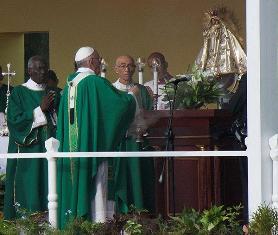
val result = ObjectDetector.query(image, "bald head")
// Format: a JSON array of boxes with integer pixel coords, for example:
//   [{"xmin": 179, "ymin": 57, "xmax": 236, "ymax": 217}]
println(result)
[
  {"xmin": 115, "ymin": 55, "xmax": 135, "ymax": 66},
  {"xmin": 27, "ymin": 56, "xmax": 48, "ymax": 84},
  {"xmin": 147, "ymin": 52, "xmax": 166, "ymax": 65},
  {"xmin": 114, "ymin": 55, "xmax": 136, "ymax": 85}
]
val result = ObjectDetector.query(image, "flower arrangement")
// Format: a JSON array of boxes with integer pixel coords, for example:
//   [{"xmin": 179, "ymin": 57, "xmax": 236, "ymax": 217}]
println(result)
[{"xmin": 162, "ymin": 66, "xmax": 223, "ymax": 109}]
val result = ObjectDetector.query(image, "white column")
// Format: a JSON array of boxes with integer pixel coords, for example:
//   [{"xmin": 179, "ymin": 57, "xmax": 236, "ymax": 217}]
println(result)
[
  {"xmin": 247, "ymin": 0, "xmax": 278, "ymax": 217},
  {"xmin": 45, "ymin": 137, "xmax": 60, "ymax": 228},
  {"xmin": 269, "ymin": 134, "xmax": 278, "ymax": 209}
]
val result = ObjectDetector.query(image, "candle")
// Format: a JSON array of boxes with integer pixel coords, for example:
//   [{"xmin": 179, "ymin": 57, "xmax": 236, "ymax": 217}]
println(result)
[
  {"xmin": 100, "ymin": 71, "xmax": 106, "ymax": 78},
  {"xmin": 153, "ymin": 68, "xmax": 158, "ymax": 95},
  {"xmin": 136, "ymin": 57, "xmax": 145, "ymax": 85},
  {"xmin": 100, "ymin": 58, "xmax": 107, "ymax": 78},
  {"xmin": 138, "ymin": 71, "xmax": 143, "ymax": 85}
]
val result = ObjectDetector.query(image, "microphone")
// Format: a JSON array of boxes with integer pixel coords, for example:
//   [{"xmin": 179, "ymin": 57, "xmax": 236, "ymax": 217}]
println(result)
[{"xmin": 167, "ymin": 75, "xmax": 191, "ymax": 85}]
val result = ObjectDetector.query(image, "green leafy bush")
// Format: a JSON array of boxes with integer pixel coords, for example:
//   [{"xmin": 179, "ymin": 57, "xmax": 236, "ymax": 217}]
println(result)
[
  {"xmin": 248, "ymin": 203, "xmax": 278, "ymax": 235},
  {"xmin": 0, "ymin": 204, "xmax": 243, "ymax": 234}
]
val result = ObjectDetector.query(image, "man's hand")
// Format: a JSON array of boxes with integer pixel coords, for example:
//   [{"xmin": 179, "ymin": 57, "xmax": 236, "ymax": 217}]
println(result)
[
  {"xmin": 40, "ymin": 92, "xmax": 55, "ymax": 112},
  {"xmin": 129, "ymin": 85, "xmax": 140, "ymax": 96}
]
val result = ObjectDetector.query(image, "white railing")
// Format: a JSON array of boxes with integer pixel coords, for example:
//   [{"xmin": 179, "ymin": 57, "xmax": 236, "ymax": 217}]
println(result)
[
  {"xmin": 0, "ymin": 137, "xmax": 247, "ymax": 228},
  {"xmin": 269, "ymin": 134, "xmax": 278, "ymax": 209}
]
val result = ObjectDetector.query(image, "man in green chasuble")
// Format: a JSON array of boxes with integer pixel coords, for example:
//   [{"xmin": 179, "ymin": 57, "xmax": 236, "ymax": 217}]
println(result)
[
  {"xmin": 113, "ymin": 55, "xmax": 155, "ymax": 213},
  {"xmin": 4, "ymin": 56, "xmax": 58, "ymax": 218},
  {"xmin": 56, "ymin": 47, "xmax": 138, "ymax": 228}
]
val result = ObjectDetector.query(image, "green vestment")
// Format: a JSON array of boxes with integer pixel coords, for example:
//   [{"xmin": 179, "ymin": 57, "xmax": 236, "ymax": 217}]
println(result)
[
  {"xmin": 115, "ymin": 83, "xmax": 155, "ymax": 213},
  {"xmin": 4, "ymin": 85, "xmax": 57, "ymax": 219},
  {"xmin": 56, "ymin": 73, "xmax": 136, "ymax": 228}
]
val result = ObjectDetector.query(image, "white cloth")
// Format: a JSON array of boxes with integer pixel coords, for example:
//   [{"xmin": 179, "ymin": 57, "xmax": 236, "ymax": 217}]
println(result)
[
  {"xmin": 75, "ymin": 47, "xmax": 94, "ymax": 62},
  {"xmin": 22, "ymin": 78, "xmax": 48, "ymax": 129},
  {"xmin": 0, "ymin": 136, "xmax": 9, "ymax": 173},
  {"xmin": 0, "ymin": 112, "xmax": 5, "ymax": 128},
  {"xmin": 91, "ymin": 161, "xmax": 115, "ymax": 222},
  {"xmin": 144, "ymin": 80, "xmax": 169, "ymax": 110},
  {"xmin": 22, "ymin": 78, "xmax": 46, "ymax": 91},
  {"xmin": 32, "ymin": 106, "xmax": 47, "ymax": 129},
  {"xmin": 113, "ymin": 79, "xmax": 141, "ymax": 112},
  {"xmin": 76, "ymin": 67, "xmax": 95, "ymax": 74}
]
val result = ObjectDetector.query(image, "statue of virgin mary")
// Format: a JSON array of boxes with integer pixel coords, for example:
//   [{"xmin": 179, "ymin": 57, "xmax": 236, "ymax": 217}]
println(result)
[{"xmin": 195, "ymin": 7, "xmax": 247, "ymax": 99}]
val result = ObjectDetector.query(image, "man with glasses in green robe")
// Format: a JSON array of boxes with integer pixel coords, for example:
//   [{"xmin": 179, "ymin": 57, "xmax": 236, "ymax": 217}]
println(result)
[
  {"xmin": 113, "ymin": 55, "xmax": 155, "ymax": 213},
  {"xmin": 4, "ymin": 56, "xmax": 58, "ymax": 218},
  {"xmin": 57, "ymin": 47, "xmax": 139, "ymax": 228}
]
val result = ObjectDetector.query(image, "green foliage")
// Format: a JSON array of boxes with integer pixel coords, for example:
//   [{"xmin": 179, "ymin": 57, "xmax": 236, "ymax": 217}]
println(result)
[
  {"xmin": 162, "ymin": 67, "xmax": 222, "ymax": 109},
  {"xmin": 0, "ymin": 204, "xmax": 243, "ymax": 234},
  {"xmin": 249, "ymin": 203, "xmax": 278, "ymax": 235},
  {"xmin": 0, "ymin": 173, "xmax": 6, "ymax": 183},
  {"xmin": 168, "ymin": 205, "xmax": 242, "ymax": 235},
  {"xmin": 0, "ymin": 219, "xmax": 19, "ymax": 235},
  {"xmin": 124, "ymin": 219, "xmax": 143, "ymax": 235},
  {"xmin": 168, "ymin": 208, "xmax": 200, "ymax": 234}
]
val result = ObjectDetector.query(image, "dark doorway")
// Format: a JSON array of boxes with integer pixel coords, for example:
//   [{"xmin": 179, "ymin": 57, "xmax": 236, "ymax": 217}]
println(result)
[{"xmin": 24, "ymin": 32, "xmax": 49, "ymax": 81}]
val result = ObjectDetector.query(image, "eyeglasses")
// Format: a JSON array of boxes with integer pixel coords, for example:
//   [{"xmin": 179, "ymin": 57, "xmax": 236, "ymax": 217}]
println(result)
[{"xmin": 116, "ymin": 64, "xmax": 136, "ymax": 69}]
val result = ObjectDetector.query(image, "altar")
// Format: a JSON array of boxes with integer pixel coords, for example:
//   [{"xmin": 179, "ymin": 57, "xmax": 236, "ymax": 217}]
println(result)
[{"xmin": 144, "ymin": 109, "xmax": 246, "ymax": 217}]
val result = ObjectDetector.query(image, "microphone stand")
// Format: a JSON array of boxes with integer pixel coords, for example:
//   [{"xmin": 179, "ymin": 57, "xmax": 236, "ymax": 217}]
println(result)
[{"xmin": 165, "ymin": 82, "xmax": 178, "ymax": 216}]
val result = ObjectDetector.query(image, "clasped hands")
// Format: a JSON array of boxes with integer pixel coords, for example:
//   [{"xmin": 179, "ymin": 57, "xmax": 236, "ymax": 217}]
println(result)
[{"xmin": 40, "ymin": 92, "xmax": 55, "ymax": 113}]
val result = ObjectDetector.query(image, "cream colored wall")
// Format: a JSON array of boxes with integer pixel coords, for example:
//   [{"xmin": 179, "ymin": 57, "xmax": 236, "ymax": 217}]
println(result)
[
  {"xmin": 0, "ymin": 0, "xmax": 245, "ymax": 87},
  {"xmin": 0, "ymin": 33, "xmax": 24, "ymax": 86}
]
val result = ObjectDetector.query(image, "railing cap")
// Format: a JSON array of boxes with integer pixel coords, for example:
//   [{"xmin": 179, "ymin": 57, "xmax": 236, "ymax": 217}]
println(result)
[{"xmin": 45, "ymin": 137, "xmax": 60, "ymax": 153}]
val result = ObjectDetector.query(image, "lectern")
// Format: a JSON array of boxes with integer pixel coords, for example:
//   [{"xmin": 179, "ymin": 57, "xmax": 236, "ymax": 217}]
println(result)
[{"xmin": 144, "ymin": 110, "xmax": 245, "ymax": 216}]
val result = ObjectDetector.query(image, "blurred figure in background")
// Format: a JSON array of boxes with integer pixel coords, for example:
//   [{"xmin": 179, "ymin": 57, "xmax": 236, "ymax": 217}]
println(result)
[{"xmin": 144, "ymin": 52, "xmax": 173, "ymax": 110}]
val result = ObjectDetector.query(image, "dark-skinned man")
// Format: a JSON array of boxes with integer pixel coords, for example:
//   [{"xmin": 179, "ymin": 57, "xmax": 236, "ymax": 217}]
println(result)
[
  {"xmin": 4, "ymin": 56, "xmax": 59, "ymax": 219},
  {"xmin": 144, "ymin": 52, "xmax": 173, "ymax": 110},
  {"xmin": 113, "ymin": 55, "xmax": 155, "ymax": 213}
]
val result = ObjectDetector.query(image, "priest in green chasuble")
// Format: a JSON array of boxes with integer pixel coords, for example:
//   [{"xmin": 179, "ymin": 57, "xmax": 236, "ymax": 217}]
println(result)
[
  {"xmin": 56, "ymin": 47, "xmax": 138, "ymax": 228},
  {"xmin": 113, "ymin": 55, "xmax": 155, "ymax": 213},
  {"xmin": 4, "ymin": 56, "xmax": 58, "ymax": 218}
]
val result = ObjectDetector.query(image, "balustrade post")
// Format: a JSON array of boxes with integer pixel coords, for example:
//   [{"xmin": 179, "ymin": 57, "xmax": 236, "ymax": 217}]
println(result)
[
  {"xmin": 269, "ymin": 134, "xmax": 278, "ymax": 209},
  {"xmin": 45, "ymin": 137, "xmax": 60, "ymax": 228}
]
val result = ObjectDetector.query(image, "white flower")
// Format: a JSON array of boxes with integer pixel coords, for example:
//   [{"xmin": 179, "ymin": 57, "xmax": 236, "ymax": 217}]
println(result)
[{"xmin": 65, "ymin": 209, "xmax": 72, "ymax": 216}]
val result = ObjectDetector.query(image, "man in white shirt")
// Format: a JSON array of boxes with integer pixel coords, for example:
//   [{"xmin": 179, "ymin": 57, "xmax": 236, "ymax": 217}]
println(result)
[{"xmin": 144, "ymin": 52, "xmax": 173, "ymax": 110}]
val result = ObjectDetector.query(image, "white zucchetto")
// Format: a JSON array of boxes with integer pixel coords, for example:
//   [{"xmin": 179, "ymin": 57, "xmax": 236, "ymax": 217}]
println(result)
[{"xmin": 74, "ymin": 47, "xmax": 95, "ymax": 62}]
